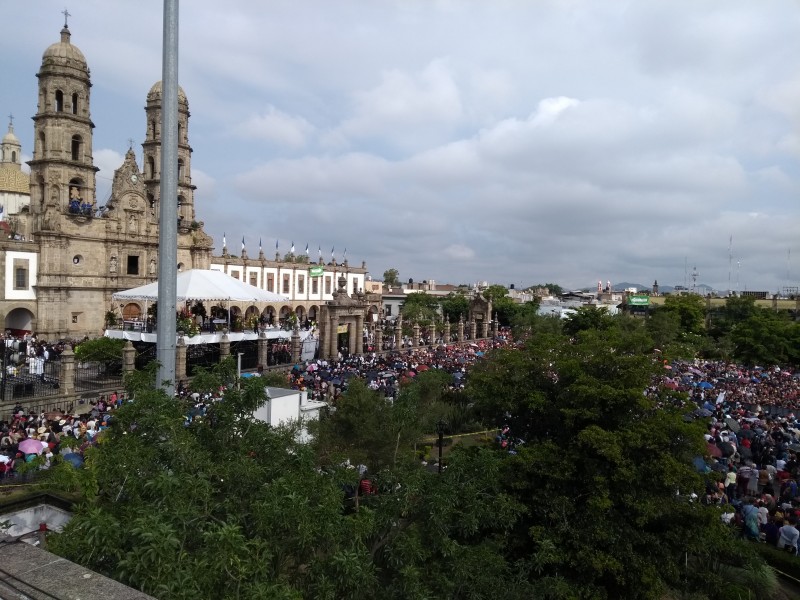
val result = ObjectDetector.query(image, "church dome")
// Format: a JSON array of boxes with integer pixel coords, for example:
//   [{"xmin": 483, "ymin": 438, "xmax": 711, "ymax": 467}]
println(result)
[
  {"xmin": 41, "ymin": 27, "xmax": 88, "ymax": 73},
  {"xmin": 2, "ymin": 128, "xmax": 19, "ymax": 146},
  {"xmin": 147, "ymin": 81, "xmax": 188, "ymax": 107},
  {"xmin": 0, "ymin": 165, "xmax": 30, "ymax": 195}
]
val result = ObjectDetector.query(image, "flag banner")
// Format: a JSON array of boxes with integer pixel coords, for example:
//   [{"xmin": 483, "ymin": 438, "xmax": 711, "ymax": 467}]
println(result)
[{"xmin": 309, "ymin": 266, "xmax": 324, "ymax": 277}]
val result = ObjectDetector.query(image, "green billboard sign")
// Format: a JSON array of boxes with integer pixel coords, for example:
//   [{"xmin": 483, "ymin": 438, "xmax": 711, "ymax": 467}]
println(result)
[
  {"xmin": 628, "ymin": 295, "xmax": 650, "ymax": 306},
  {"xmin": 309, "ymin": 266, "xmax": 324, "ymax": 278}
]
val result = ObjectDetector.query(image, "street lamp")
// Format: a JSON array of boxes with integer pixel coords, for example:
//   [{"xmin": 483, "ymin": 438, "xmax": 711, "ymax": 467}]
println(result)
[{"xmin": 435, "ymin": 418, "xmax": 448, "ymax": 473}]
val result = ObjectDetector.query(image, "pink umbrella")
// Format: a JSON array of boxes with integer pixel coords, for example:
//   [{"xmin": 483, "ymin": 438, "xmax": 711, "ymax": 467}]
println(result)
[{"xmin": 18, "ymin": 438, "xmax": 44, "ymax": 455}]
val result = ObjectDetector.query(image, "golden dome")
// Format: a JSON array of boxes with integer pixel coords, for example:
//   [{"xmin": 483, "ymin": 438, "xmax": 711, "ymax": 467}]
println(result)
[
  {"xmin": 147, "ymin": 81, "xmax": 188, "ymax": 107},
  {"xmin": 0, "ymin": 165, "xmax": 30, "ymax": 195},
  {"xmin": 41, "ymin": 27, "xmax": 88, "ymax": 73}
]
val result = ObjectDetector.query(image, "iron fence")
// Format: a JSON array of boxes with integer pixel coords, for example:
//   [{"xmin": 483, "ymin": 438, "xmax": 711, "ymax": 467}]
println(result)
[
  {"xmin": 230, "ymin": 339, "xmax": 259, "ymax": 371},
  {"xmin": 0, "ymin": 359, "xmax": 61, "ymax": 403},
  {"xmin": 74, "ymin": 360, "xmax": 123, "ymax": 393},
  {"xmin": 133, "ymin": 342, "xmax": 157, "ymax": 371},
  {"xmin": 186, "ymin": 343, "xmax": 220, "ymax": 376}
]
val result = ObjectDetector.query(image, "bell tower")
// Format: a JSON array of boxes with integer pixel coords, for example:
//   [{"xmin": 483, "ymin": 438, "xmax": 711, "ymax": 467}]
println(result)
[
  {"xmin": 142, "ymin": 81, "xmax": 196, "ymax": 225},
  {"xmin": 27, "ymin": 20, "xmax": 97, "ymax": 222}
]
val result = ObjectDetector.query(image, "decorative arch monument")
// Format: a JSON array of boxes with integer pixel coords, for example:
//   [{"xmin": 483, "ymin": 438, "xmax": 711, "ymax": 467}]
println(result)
[{"xmin": 318, "ymin": 274, "xmax": 370, "ymax": 359}]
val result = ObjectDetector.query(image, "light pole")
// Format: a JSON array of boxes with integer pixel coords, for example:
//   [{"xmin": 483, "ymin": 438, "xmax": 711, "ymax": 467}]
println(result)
[{"xmin": 436, "ymin": 418, "xmax": 447, "ymax": 474}]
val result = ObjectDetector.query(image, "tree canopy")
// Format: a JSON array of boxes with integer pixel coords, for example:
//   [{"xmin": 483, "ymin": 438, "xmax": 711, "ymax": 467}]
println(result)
[
  {"xmin": 47, "ymin": 332, "xmax": 777, "ymax": 599},
  {"xmin": 382, "ymin": 268, "xmax": 400, "ymax": 287}
]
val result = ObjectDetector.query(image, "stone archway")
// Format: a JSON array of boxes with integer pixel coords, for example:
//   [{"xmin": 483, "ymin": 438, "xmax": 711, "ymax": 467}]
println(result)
[
  {"xmin": 261, "ymin": 306, "xmax": 276, "ymax": 326},
  {"xmin": 122, "ymin": 303, "xmax": 142, "ymax": 320},
  {"xmin": 5, "ymin": 307, "xmax": 34, "ymax": 334},
  {"xmin": 318, "ymin": 275, "xmax": 370, "ymax": 359}
]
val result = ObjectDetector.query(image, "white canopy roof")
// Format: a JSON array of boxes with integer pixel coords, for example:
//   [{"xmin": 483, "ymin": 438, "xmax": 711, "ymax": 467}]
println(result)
[{"xmin": 112, "ymin": 269, "xmax": 290, "ymax": 303}]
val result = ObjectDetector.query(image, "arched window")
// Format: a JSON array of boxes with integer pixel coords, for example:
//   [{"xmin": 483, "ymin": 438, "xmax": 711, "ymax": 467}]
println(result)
[
  {"xmin": 147, "ymin": 156, "xmax": 155, "ymax": 179},
  {"xmin": 38, "ymin": 131, "xmax": 45, "ymax": 158},
  {"xmin": 71, "ymin": 93, "xmax": 78, "ymax": 115},
  {"xmin": 150, "ymin": 120, "xmax": 156, "ymax": 139},
  {"xmin": 177, "ymin": 159, "xmax": 184, "ymax": 182},
  {"xmin": 11, "ymin": 151, "xmax": 16, "ymax": 163},
  {"xmin": 178, "ymin": 123, "xmax": 183, "ymax": 143},
  {"xmin": 71, "ymin": 135, "xmax": 82, "ymax": 161},
  {"xmin": 55, "ymin": 90, "xmax": 64, "ymax": 112}
]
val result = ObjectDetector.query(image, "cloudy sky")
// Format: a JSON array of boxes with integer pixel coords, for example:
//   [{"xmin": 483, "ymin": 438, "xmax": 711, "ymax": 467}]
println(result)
[{"xmin": 2, "ymin": 1, "xmax": 800, "ymax": 292}]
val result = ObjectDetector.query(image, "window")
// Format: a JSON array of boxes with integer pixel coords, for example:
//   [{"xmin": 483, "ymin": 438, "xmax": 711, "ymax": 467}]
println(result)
[
  {"xmin": 71, "ymin": 93, "xmax": 78, "ymax": 115},
  {"xmin": 127, "ymin": 255, "xmax": 139, "ymax": 275},
  {"xmin": 297, "ymin": 275, "xmax": 305, "ymax": 295},
  {"xmin": 249, "ymin": 273, "xmax": 258, "ymax": 287},
  {"xmin": 312, "ymin": 277, "xmax": 318, "ymax": 295},
  {"xmin": 71, "ymin": 135, "xmax": 82, "ymax": 161},
  {"xmin": 230, "ymin": 271, "xmax": 240, "ymax": 280},
  {"xmin": 266, "ymin": 273, "xmax": 274, "ymax": 292},
  {"xmin": 150, "ymin": 120, "xmax": 156, "ymax": 139},
  {"xmin": 352, "ymin": 278, "xmax": 358, "ymax": 294},
  {"xmin": 282, "ymin": 274, "xmax": 290, "ymax": 295},
  {"xmin": 385, "ymin": 305, "xmax": 392, "ymax": 316},
  {"xmin": 178, "ymin": 159, "xmax": 184, "ymax": 182},
  {"xmin": 13, "ymin": 262, "xmax": 28, "ymax": 290},
  {"xmin": 324, "ymin": 276, "xmax": 331, "ymax": 295},
  {"xmin": 11, "ymin": 151, "xmax": 16, "ymax": 163},
  {"xmin": 38, "ymin": 131, "xmax": 45, "ymax": 158},
  {"xmin": 55, "ymin": 90, "xmax": 64, "ymax": 112},
  {"xmin": 147, "ymin": 156, "xmax": 155, "ymax": 179}
]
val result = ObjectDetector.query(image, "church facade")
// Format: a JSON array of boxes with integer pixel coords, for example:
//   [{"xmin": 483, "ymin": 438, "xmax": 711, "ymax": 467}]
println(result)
[{"xmin": 0, "ymin": 23, "xmax": 369, "ymax": 341}]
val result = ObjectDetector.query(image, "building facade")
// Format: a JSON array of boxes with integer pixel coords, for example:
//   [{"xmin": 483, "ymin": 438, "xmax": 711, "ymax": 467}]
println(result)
[{"xmin": 1, "ymin": 23, "xmax": 371, "ymax": 340}]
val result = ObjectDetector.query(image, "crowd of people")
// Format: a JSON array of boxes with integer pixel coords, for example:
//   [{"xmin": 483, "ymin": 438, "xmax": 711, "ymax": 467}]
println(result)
[
  {"xmin": 5, "ymin": 326, "xmax": 800, "ymax": 559},
  {"xmin": 655, "ymin": 360, "xmax": 800, "ymax": 553},
  {"xmin": 0, "ymin": 392, "xmax": 123, "ymax": 477}
]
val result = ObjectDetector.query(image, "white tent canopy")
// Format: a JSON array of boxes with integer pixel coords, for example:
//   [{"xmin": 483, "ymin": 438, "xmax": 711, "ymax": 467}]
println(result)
[{"xmin": 112, "ymin": 269, "xmax": 290, "ymax": 303}]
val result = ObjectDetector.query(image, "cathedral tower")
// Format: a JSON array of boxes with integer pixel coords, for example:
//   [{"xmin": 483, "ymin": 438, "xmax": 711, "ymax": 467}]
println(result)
[
  {"xmin": 27, "ymin": 23, "xmax": 97, "ymax": 220},
  {"xmin": 142, "ymin": 81, "xmax": 196, "ymax": 225}
]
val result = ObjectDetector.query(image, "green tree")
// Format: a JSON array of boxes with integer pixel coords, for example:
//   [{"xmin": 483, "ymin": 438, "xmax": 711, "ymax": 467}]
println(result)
[
  {"xmin": 73, "ymin": 337, "xmax": 125, "ymax": 363},
  {"xmin": 730, "ymin": 310, "xmax": 800, "ymax": 367},
  {"xmin": 383, "ymin": 268, "xmax": 400, "ymax": 287},
  {"xmin": 400, "ymin": 292, "xmax": 440, "ymax": 325},
  {"xmin": 660, "ymin": 293, "xmax": 707, "ymax": 335},
  {"xmin": 439, "ymin": 292, "xmax": 469, "ymax": 323},
  {"xmin": 466, "ymin": 328, "xmax": 774, "ymax": 599},
  {"xmin": 562, "ymin": 305, "xmax": 614, "ymax": 336}
]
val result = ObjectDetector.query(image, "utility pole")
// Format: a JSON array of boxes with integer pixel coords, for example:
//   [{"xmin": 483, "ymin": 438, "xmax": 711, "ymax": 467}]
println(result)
[{"xmin": 156, "ymin": 0, "xmax": 179, "ymax": 395}]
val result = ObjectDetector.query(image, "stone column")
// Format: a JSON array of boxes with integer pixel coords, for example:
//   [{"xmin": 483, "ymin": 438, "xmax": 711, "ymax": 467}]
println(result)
[
  {"xmin": 330, "ymin": 314, "xmax": 340, "ymax": 358},
  {"xmin": 480, "ymin": 319, "xmax": 488, "ymax": 339},
  {"xmin": 443, "ymin": 320, "xmax": 451, "ymax": 343},
  {"xmin": 347, "ymin": 319, "xmax": 356, "ymax": 356},
  {"xmin": 291, "ymin": 325, "xmax": 301, "ymax": 363},
  {"xmin": 355, "ymin": 314, "xmax": 364, "ymax": 355},
  {"xmin": 220, "ymin": 332, "xmax": 230, "ymax": 362},
  {"xmin": 258, "ymin": 331, "xmax": 269, "ymax": 366},
  {"xmin": 59, "ymin": 348, "xmax": 75, "ymax": 399},
  {"xmin": 457, "ymin": 316, "xmax": 465, "ymax": 344},
  {"xmin": 175, "ymin": 335, "xmax": 187, "ymax": 382},
  {"xmin": 470, "ymin": 319, "xmax": 477, "ymax": 340},
  {"xmin": 395, "ymin": 316, "xmax": 403, "ymax": 349},
  {"xmin": 493, "ymin": 313, "xmax": 500, "ymax": 337},
  {"xmin": 122, "ymin": 340, "xmax": 136, "ymax": 374},
  {"xmin": 412, "ymin": 322, "xmax": 420, "ymax": 348}
]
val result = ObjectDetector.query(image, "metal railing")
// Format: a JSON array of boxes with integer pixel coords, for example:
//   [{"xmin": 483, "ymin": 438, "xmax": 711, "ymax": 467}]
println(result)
[{"xmin": 74, "ymin": 360, "xmax": 123, "ymax": 393}]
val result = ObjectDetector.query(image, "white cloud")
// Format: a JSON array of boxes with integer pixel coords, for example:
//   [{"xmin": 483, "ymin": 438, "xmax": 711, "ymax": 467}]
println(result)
[{"xmin": 235, "ymin": 106, "xmax": 314, "ymax": 148}]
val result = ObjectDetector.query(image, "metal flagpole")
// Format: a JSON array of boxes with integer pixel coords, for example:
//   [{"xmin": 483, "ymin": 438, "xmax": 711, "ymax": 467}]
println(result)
[{"xmin": 156, "ymin": 0, "xmax": 179, "ymax": 395}]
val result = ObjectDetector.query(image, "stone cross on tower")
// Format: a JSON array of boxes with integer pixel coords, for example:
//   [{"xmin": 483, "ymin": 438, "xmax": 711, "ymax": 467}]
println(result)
[
  {"xmin": 127, "ymin": 138, "xmax": 135, "ymax": 150},
  {"xmin": 7, "ymin": 114, "xmax": 12, "ymax": 127},
  {"xmin": 62, "ymin": 7, "xmax": 71, "ymax": 27}
]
